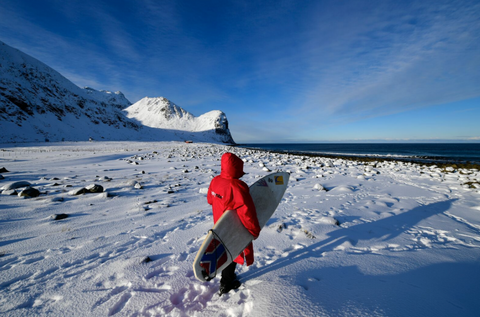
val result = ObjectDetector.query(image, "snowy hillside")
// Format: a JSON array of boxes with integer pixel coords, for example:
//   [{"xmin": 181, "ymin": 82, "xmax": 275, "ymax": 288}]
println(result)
[
  {"xmin": 0, "ymin": 41, "xmax": 143, "ymax": 143},
  {"xmin": 0, "ymin": 142, "xmax": 479, "ymax": 316},
  {"xmin": 125, "ymin": 97, "xmax": 235, "ymax": 144},
  {"xmin": 83, "ymin": 87, "xmax": 132, "ymax": 110},
  {"xmin": 0, "ymin": 41, "xmax": 235, "ymax": 144}
]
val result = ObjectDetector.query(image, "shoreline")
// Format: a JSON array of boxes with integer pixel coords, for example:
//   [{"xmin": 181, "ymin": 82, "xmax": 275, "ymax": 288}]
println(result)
[
  {"xmin": 2, "ymin": 140, "xmax": 479, "ymax": 170},
  {"xmin": 235, "ymin": 145, "xmax": 480, "ymax": 170}
]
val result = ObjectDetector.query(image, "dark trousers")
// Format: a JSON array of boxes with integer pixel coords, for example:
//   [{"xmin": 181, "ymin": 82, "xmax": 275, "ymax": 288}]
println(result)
[{"xmin": 220, "ymin": 262, "xmax": 237, "ymax": 285}]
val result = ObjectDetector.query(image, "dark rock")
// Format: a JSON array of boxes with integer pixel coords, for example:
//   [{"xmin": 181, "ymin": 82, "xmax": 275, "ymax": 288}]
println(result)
[
  {"xmin": 70, "ymin": 187, "xmax": 87, "ymax": 195},
  {"xmin": 0, "ymin": 167, "xmax": 9, "ymax": 173},
  {"xmin": 52, "ymin": 213, "xmax": 68, "ymax": 220},
  {"xmin": 142, "ymin": 256, "xmax": 152, "ymax": 263},
  {"xmin": 18, "ymin": 187, "xmax": 40, "ymax": 198},
  {"xmin": 86, "ymin": 184, "xmax": 103, "ymax": 193}
]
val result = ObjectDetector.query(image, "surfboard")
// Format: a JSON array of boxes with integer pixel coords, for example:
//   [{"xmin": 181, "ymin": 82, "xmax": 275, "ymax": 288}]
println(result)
[{"xmin": 193, "ymin": 172, "xmax": 290, "ymax": 282}]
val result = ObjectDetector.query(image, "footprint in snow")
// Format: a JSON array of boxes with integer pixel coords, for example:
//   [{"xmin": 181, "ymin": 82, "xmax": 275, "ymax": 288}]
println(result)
[
  {"xmin": 161, "ymin": 283, "xmax": 218, "ymax": 316},
  {"xmin": 177, "ymin": 252, "xmax": 188, "ymax": 262},
  {"xmin": 145, "ymin": 265, "xmax": 179, "ymax": 280}
]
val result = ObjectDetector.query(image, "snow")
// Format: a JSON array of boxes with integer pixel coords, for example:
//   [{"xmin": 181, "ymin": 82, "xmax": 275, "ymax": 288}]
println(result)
[
  {"xmin": 124, "ymin": 97, "xmax": 233, "ymax": 143},
  {"xmin": 83, "ymin": 87, "xmax": 132, "ymax": 109},
  {"xmin": 1, "ymin": 141, "xmax": 480, "ymax": 316},
  {"xmin": 125, "ymin": 97, "xmax": 196, "ymax": 129}
]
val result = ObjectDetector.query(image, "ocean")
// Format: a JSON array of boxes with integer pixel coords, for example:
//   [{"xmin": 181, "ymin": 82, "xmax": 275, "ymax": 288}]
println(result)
[{"xmin": 238, "ymin": 143, "xmax": 480, "ymax": 164}]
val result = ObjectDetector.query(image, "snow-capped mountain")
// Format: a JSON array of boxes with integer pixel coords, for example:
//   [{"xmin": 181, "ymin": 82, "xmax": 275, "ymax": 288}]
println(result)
[
  {"xmin": 0, "ymin": 40, "xmax": 235, "ymax": 144},
  {"xmin": 125, "ymin": 97, "xmax": 235, "ymax": 144}
]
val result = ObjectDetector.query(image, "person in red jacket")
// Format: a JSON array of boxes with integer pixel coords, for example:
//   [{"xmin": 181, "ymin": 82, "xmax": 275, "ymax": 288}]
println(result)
[{"xmin": 207, "ymin": 152, "xmax": 261, "ymax": 295}]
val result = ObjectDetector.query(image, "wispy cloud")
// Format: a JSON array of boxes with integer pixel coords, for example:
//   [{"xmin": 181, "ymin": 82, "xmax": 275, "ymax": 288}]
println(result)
[{"xmin": 291, "ymin": 0, "xmax": 480, "ymax": 124}]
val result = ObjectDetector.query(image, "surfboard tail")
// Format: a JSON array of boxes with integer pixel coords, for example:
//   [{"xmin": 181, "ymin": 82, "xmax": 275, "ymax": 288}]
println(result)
[{"xmin": 199, "ymin": 237, "xmax": 229, "ymax": 281}]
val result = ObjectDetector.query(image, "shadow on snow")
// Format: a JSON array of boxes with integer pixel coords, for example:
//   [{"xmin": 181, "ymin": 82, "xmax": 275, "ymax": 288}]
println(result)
[{"xmin": 242, "ymin": 199, "xmax": 480, "ymax": 315}]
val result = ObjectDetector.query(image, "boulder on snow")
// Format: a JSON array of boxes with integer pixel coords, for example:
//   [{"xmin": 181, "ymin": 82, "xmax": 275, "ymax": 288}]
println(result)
[
  {"xmin": 66, "ymin": 184, "xmax": 103, "ymax": 195},
  {"xmin": 144, "ymin": 200, "xmax": 158, "ymax": 204},
  {"xmin": 85, "ymin": 184, "xmax": 104, "ymax": 193},
  {"xmin": 0, "ymin": 167, "xmax": 9, "ymax": 173},
  {"xmin": 18, "ymin": 187, "xmax": 40, "ymax": 198},
  {"xmin": 69, "ymin": 187, "xmax": 88, "ymax": 196},
  {"xmin": 1, "ymin": 181, "xmax": 32, "ymax": 191},
  {"xmin": 304, "ymin": 229, "xmax": 316, "ymax": 239},
  {"xmin": 52, "ymin": 213, "xmax": 68, "ymax": 220},
  {"xmin": 319, "ymin": 217, "xmax": 340, "ymax": 226}
]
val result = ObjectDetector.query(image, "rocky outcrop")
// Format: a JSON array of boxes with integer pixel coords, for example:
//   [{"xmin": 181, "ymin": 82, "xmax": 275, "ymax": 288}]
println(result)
[{"xmin": 125, "ymin": 97, "xmax": 235, "ymax": 144}]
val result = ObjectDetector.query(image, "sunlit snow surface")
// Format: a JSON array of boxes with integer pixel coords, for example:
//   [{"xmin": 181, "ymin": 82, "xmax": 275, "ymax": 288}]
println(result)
[{"xmin": 1, "ymin": 142, "xmax": 479, "ymax": 316}]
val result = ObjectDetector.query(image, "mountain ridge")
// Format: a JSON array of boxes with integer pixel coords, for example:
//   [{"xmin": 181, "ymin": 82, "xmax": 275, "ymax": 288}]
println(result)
[
  {"xmin": 0, "ymin": 40, "xmax": 235, "ymax": 144},
  {"xmin": 124, "ymin": 97, "xmax": 234, "ymax": 144}
]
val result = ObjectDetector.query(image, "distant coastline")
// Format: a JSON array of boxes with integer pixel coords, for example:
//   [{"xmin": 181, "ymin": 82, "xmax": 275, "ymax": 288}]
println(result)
[{"xmin": 235, "ymin": 143, "xmax": 480, "ymax": 169}]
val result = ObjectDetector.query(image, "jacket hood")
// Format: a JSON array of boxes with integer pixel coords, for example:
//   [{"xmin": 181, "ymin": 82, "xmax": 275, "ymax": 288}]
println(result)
[{"xmin": 220, "ymin": 152, "xmax": 245, "ymax": 179}]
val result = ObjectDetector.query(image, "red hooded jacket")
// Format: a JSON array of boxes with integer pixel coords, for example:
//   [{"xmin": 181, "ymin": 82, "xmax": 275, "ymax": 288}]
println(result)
[{"xmin": 207, "ymin": 152, "xmax": 261, "ymax": 266}]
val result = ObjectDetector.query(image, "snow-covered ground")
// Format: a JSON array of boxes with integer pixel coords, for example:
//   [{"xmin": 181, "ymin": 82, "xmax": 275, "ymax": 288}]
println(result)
[{"xmin": 1, "ymin": 141, "xmax": 479, "ymax": 317}]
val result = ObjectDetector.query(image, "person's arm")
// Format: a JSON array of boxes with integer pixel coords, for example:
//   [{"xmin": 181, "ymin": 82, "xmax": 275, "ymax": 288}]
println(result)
[
  {"xmin": 233, "ymin": 182, "xmax": 261, "ymax": 238},
  {"xmin": 207, "ymin": 184, "xmax": 213, "ymax": 205},
  {"xmin": 207, "ymin": 178, "xmax": 216, "ymax": 205}
]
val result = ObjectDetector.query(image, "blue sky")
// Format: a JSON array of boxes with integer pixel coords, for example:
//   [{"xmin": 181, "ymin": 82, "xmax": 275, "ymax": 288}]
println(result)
[{"xmin": 1, "ymin": 0, "xmax": 479, "ymax": 143}]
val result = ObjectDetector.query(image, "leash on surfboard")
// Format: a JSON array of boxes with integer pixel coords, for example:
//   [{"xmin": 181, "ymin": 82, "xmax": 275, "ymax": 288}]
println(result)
[{"xmin": 202, "ymin": 229, "xmax": 233, "ymax": 281}]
